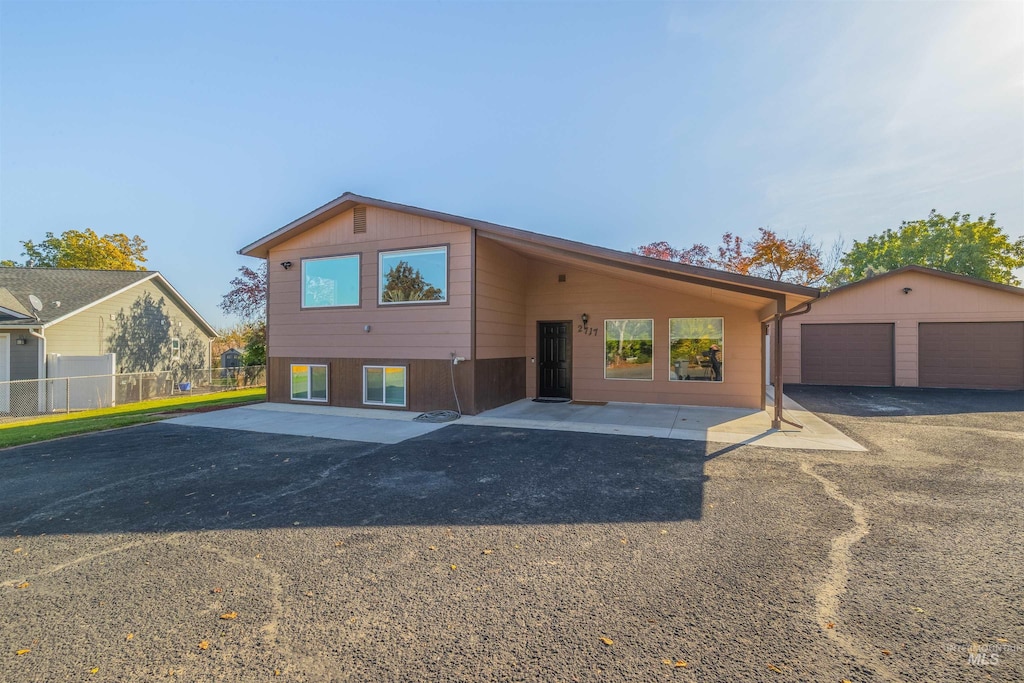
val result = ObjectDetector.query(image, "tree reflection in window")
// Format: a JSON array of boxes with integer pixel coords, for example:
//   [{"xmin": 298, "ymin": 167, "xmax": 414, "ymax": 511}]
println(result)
[
  {"xmin": 381, "ymin": 260, "xmax": 444, "ymax": 302},
  {"xmin": 379, "ymin": 247, "xmax": 448, "ymax": 304}
]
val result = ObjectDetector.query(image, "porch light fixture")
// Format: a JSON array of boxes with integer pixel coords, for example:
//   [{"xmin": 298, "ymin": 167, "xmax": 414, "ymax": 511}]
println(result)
[
  {"xmin": 902, "ymin": 287, "xmax": 912, "ymax": 294},
  {"xmin": 581, "ymin": 313, "xmax": 589, "ymax": 326},
  {"xmin": 281, "ymin": 261, "xmax": 293, "ymax": 270},
  {"xmin": 16, "ymin": 337, "xmax": 27, "ymax": 345}
]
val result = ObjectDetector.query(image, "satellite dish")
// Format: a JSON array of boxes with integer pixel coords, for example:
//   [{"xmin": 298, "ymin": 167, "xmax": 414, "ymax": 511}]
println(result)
[{"xmin": 28, "ymin": 294, "xmax": 43, "ymax": 312}]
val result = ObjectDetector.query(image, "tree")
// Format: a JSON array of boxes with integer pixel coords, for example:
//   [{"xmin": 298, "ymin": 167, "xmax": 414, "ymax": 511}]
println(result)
[
  {"xmin": 832, "ymin": 210, "xmax": 1024, "ymax": 286},
  {"xmin": 635, "ymin": 228, "xmax": 836, "ymax": 285},
  {"xmin": 15, "ymin": 229, "xmax": 147, "ymax": 270},
  {"xmin": 220, "ymin": 262, "xmax": 267, "ymax": 321},
  {"xmin": 381, "ymin": 260, "xmax": 443, "ymax": 302}
]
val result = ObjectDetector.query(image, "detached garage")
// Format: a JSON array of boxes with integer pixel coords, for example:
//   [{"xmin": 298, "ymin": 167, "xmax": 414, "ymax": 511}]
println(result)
[{"xmin": 780, "ymin": 266, "xmax": 1024, "ymax": 390}]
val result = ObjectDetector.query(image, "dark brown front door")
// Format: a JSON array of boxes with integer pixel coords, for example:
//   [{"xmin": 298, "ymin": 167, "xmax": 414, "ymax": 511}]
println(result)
[
  {"xmin": 537, "ymin": 321, "xmax": 572, "ymax": 399},
  {"xmin": 801, "ymin": 323, "xmax": 894, "ymax": 386}
]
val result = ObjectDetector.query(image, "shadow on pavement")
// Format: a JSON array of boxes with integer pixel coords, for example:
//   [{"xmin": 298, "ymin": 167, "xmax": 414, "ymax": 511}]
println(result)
[
  {"xmin": 0, "ymin": 423, "xmax": 712, "ymax": 536},
  {"xmin": 785, "ymin": 385, "xmax": 1023, "ymax": 418}
]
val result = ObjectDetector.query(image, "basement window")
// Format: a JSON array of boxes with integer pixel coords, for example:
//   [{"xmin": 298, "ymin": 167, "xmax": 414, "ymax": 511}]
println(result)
[
  {"xmin": 291, "ymin": 364, "xmax": 328, "ymax": 402},
  {"xmin": 363, "ymin": 366, "xmax": 407, "ymax": 407}
]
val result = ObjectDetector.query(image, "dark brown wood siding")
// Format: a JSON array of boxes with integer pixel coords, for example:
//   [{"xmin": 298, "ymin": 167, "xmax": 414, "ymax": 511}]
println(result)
[
  {"xmin": 919, "ymin": 322, "xmax": 1024, "ymax": 389},
  {"xmin": 800, "ymin": 323, "xmax": 894, "ymax": 386},
  {"xmin": 268, "ymin": 356, "xmax": 477, "ymax": 413},
  {"xmin": 474, "ymin": 357, "xmax": 526, "ymax": 412}
]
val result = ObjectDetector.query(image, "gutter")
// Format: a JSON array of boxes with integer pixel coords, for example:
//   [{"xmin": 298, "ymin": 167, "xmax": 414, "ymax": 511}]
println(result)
[{"xmin": 767, "ymin": 298, "xmax": 820, "ymax": 429}]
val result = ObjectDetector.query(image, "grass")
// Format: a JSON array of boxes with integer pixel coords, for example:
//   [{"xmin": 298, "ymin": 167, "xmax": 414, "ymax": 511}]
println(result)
[{"xmin": 0, "ymin": 388, "xmax": 266, "ymax": 449}]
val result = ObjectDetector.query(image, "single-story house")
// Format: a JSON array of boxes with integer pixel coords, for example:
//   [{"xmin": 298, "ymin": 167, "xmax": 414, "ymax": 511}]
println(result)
[
  {"xmin": 780, "ymin": 265, "xmax": 1024, "ymax": 390},
  {"xmin": 240, "ymin": 193, "xmax": 818, "ymax": 419},
  {"xmin": 0, "ymin": 267, "xmax": 217, "ymax": 413}
]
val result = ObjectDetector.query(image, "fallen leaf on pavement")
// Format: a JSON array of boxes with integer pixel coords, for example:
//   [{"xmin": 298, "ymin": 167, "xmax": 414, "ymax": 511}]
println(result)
[
  {"xmin": 211, "ymin": 587, "xmax": 223, "ymax": 594},
  {"xmin": 13, "ymin": 548, "xmax": 23, "ymax": 554},
  {"xmin": 661, "ymin": 659, "xmax": 672, "ymax": 665},
  {"xmin": 16, "ymin": 649, "xmax": 30, "ymax": 656},
  {"xmin": 16, "ymin": 582, "xmax": 29, "ymax": 589},
  {"xmin": 825, "ymin": 622, "xmax": 834, "ymax": 629},
  {"xmin": 220, "ymin": 612, "xmax": 238, "ymax": 620},
  {"xmin": 767, "ymin": 664, "xmax": 783, "ymax": 673},
  {"xmin": 198, "ymin": 641, "xmax": 209, "ymax": 650},
  {"xmin": 881, "ymin": 650, "xmax": 891, "ymax": 656},
  {"xmin": 126, "ymin": 633, "xmax": 134, "ymax": 642},
  {"xmin": 89, "ymin": 667, "xmax": 99, "ymax": 674},
  {"xmin": 600, "ymin": 638, "xmax": 614, "ymax": 646},
  {"xmin": 674, "ymin": 660, "xmax": 688, "ymax": 668},
  {"xmin": 450, "ymin": 565, "xmax": 457, "ymax": 571},
  {"xmin": 482, "ymin": 549, "xmax": 493, "ymax": 555}
]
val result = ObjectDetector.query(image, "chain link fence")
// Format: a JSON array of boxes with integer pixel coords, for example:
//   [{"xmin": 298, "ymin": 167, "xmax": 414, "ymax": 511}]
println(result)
[{"xmin": 0, "ymin": 366, "xmax": 265, "ymax": 423}]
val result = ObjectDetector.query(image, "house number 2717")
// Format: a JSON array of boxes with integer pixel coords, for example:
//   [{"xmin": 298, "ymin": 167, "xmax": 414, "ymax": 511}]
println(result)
[{"xmin": 577, "ymin": 325, "xmax": 599, "ymax": 336}]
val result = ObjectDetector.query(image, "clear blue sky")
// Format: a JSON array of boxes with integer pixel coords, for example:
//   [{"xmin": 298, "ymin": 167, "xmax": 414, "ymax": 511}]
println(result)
[{"xmin": 2, "ymin": 1, "xmax": 1021, "ymax": 328}]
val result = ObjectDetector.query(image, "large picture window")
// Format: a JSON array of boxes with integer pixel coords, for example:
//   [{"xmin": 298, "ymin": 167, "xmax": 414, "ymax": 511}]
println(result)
[
  {"xmin": 302, "ymin": 255, "xmax": 360, "ymax": 308},
  {"xmin": 379, "ymin": 246, "xmax": 447, "ymax": 305},
  {"xmin": 669, "ymin": 318, "xmax": 724, "ymax": 382},
  {"xmin": 363, "ymin": 366, "xmax": 407, "ymax": 407},
  {"xmin": 605, "ymin": 319, "xmax": 654, "ymax": 380},
  {"xmin": 291, "ymin": 364, "xmax": 328, "ymax": 401}
]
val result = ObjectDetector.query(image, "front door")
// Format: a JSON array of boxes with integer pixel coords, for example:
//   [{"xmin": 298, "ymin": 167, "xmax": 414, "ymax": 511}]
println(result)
[{"xmin": 537, "ymin": 321, "xmax": 572, "ymax": 399}]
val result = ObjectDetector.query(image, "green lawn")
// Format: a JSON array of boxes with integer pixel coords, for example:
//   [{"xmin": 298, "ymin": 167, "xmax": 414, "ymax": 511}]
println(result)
[{"xmin": 0, "ymin": 388, "xmax": 266, "ymax": 449}]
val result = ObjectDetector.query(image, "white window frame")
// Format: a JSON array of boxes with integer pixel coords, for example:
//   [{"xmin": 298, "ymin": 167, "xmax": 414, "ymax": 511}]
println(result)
[
  {"xmin": 291, "ymin": 363, "xmax": 329, "ymax": 403},
  {"xmin": 170, "ymin": 337, "xmax": 181, "ymax": 360},
  {"xmin": 378, "ymin": 245, "xmax": 448, "ymax": 305},
  {"xmin": 301, "ymin": 254, "xmax": 361, "ymax": 309},
  {"xmin": 362, "ymin": 365, "xmax": 407, "ymax": 407}
]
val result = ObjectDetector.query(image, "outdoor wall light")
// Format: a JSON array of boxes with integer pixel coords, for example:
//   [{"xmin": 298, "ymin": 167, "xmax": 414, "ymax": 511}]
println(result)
[
  {"xmin": 364, "ymin": 325, "xmax": 372, "ymax": 333},
  {"xmin": 581, "ymin": 313, "xmax": 589, "ymax": 326},
  {"xmin": 15, "ymin": 337, "xmax": 27, "ymax": 345},
  {"xmin": 902, "ymin": 287, "xmax": 912, "ymax": 294},
  {"xmin": 280, "ymin": 261, "xmax": 293, "ymax": 270}
]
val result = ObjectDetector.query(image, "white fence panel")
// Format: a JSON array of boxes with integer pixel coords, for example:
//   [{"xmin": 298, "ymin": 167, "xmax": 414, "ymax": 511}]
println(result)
[{"xmin": 48, "ymin": 354, "xmax": 117, "ymax": 411}]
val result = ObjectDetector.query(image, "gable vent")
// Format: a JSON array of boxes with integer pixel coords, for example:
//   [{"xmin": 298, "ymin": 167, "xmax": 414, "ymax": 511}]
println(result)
[{"xmin": 353, "ymin": 206, "xmax": 367, "ymax": 234}]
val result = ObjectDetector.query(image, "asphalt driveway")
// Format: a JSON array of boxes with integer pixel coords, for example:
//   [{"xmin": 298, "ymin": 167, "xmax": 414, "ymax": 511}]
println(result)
[{"xmin": 1, "ymin": 388, "xmax": 1021, "ymax": 681}]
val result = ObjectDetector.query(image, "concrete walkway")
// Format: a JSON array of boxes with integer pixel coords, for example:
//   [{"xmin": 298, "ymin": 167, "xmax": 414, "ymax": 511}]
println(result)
[{"xmin": 167, "ymin": 390, "xmax": 864, "ymax": 451}]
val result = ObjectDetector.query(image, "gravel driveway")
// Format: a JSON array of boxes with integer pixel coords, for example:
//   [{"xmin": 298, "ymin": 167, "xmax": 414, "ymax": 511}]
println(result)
[{"xmin": 1, "ymin": 388, "xmax": 1021, "ymax": 682}]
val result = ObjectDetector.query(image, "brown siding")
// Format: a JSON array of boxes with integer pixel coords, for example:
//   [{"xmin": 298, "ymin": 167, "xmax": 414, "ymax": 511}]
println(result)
[
  {"xmin": 919, "ymin": 322, "xmax": 1024, "ymax": 389},
  {"xmin": 267, "ymin": 205, "xmax": 473, "ymax": 361},
  {"xmin": 44, "ymin": 279, "xmax": 212, "ymax": 371},
  {"xmin": 474, "ymin": 357, "xmax": 526, "ymax": 411},
  {"xmin": 269, "ymin": 356, "xmax": 475, "ymax": 414},
  {"xmin": 475, "ymin": 238, "xmax": 527, "ymax": 359},
  {"xmin": 523, "ymin": 259, "xmax": 766, "ymax": 409},
  {"xmin": 800, "ymin": 323, "xmax": 894, "ymax": 386}
]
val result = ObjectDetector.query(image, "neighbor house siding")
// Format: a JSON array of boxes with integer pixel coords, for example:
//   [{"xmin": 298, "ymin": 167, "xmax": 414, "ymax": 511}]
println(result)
[
  {"xmin": 523, "ymin": 260, "xmax": 765, "ymax": 409},
  {"xmin": 782, "ymin": 270, "xmax": 1024, "ymax": 386},
  {"xmin": 267, "ymin": 206, "xmax": 473, "ymax": 361},
  {"xmin": 8, "ymin": 335, "xmax": 40, "ymax": 381},
  {"xmin": 44, "ymin": 279, "xmax": 212, "ymax": 372}
]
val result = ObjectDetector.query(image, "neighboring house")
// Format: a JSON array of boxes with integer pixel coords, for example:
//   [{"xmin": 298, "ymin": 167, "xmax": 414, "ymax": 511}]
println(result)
[
  {"xmin": 779, "ymin": 265, "xmax": 1024, "ymax": 390},
  {"xmin": 240, "ymin": 193, "xmax": 817, "ymax": 415},
  {"xmin": 0, "ymin": 268, "xmax": 217, "ymax": 413}
]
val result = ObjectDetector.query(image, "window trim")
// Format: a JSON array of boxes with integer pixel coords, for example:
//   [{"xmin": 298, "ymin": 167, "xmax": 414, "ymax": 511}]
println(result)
[
  {"xmin": 290, "ymin": 363, "xmax": 329, "ymax": 403},
  {"xmin": 362, "ymin": 365, "xmax": 408, "ymax": 407},
  {"xmin": 170, "ymin": 337, "xmax": 181, "ymax": 360},
  {"xmin": 668, "ymin": 316, "xmax": 725, "ymax": 383},
  {"xmin": 300, "ymin": 253, "xmax": 362, "ymax": 310},
  {"xmin": 603, "ymin": 318, "xmax": 655, "ymax": 381},
  {"xmin": 377, "ymin": 244, "xmax": 450, "ymax": 307}
]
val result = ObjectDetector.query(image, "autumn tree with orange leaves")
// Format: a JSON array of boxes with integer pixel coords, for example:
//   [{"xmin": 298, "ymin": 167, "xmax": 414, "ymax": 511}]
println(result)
[{"xmin": 635, "ymin": 228, "xmax": 839, "ymax": 286}]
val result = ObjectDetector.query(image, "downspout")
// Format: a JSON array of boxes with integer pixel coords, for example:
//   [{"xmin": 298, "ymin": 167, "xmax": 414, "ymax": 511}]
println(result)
[
  {"xmin": 768, "ymin": 298, "xmax": 819, "ymax": 430},
  {"xmin": 27, "ymin": 327, "xmax": 47, "ymax": 413}
]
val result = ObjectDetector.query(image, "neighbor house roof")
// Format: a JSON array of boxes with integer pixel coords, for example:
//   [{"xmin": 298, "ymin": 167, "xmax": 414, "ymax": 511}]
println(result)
[
  {"xmin": 826, "ymin": 265, "xmax": 1024, "ymax": 298},
  {"xmin": 0, "ymin": 267, "xmax": 218, "ymax": 336},
  {"xmin": 240, "ymin": 192, "xmax": 820, "ymax": 308}
]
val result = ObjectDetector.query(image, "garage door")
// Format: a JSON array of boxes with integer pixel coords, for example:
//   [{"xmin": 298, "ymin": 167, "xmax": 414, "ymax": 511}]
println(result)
[
  {"xmin": 801, "ymin": 323, "xmax": 894, "ymax": 386},
  {"xmin": 919, "ymin": 322, "xmax": 1024, "ymax": 390}
]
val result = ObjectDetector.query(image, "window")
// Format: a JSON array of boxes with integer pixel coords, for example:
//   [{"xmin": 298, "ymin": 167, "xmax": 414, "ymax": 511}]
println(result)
[
  {"xmin": 363, "ymin": 366, "xmax": 407, "ymax": 406},
  {"xmin": 605, "ymin": 319, "xmax": 654, "ymax": 380},
  {"xmin": 669, "ymin": 317, "xmax": 724, "ymax": 382},
  {"xmin": 302, "ymin": 255, "xmax": 360, "ymax": 308},
  {"xmin": 379, "ymin": 246, "xmax": 447, "ymax": 304},
  {"xmin": 170, "ymin": 338, "xmax": 180, "ymax": 360},
  {"xmin": 291, "ymin": 364, "xmax": 328, "ymax": 402}
]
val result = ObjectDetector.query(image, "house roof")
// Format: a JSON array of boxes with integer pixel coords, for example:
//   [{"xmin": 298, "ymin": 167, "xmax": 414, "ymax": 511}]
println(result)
[
  {"xmin": 826, "ymin": 265, "xmax": 1024, "ymax": 298},
  {"xmin": 0, "ymin": 267, "xmax": 218, "ymax": 336},
  {"xmin": 240, "ymin": 192, "xmax": 819, "ymax": 308}
]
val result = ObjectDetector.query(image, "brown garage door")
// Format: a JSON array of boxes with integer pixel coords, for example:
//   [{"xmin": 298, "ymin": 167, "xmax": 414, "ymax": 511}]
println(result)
[
  {"xmin": 801, "ymin": 323, "xmax": 894, "ymax": 386},
  {"xmin": 919, "ymin": 322, "xmax": 1024, "ymax": 389}
]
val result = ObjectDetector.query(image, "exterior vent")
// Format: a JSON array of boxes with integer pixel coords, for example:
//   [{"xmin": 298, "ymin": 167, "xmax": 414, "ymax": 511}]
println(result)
[{"xmin": 353, "ymin": 206, "xmax": 367, "ymax": 234}]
